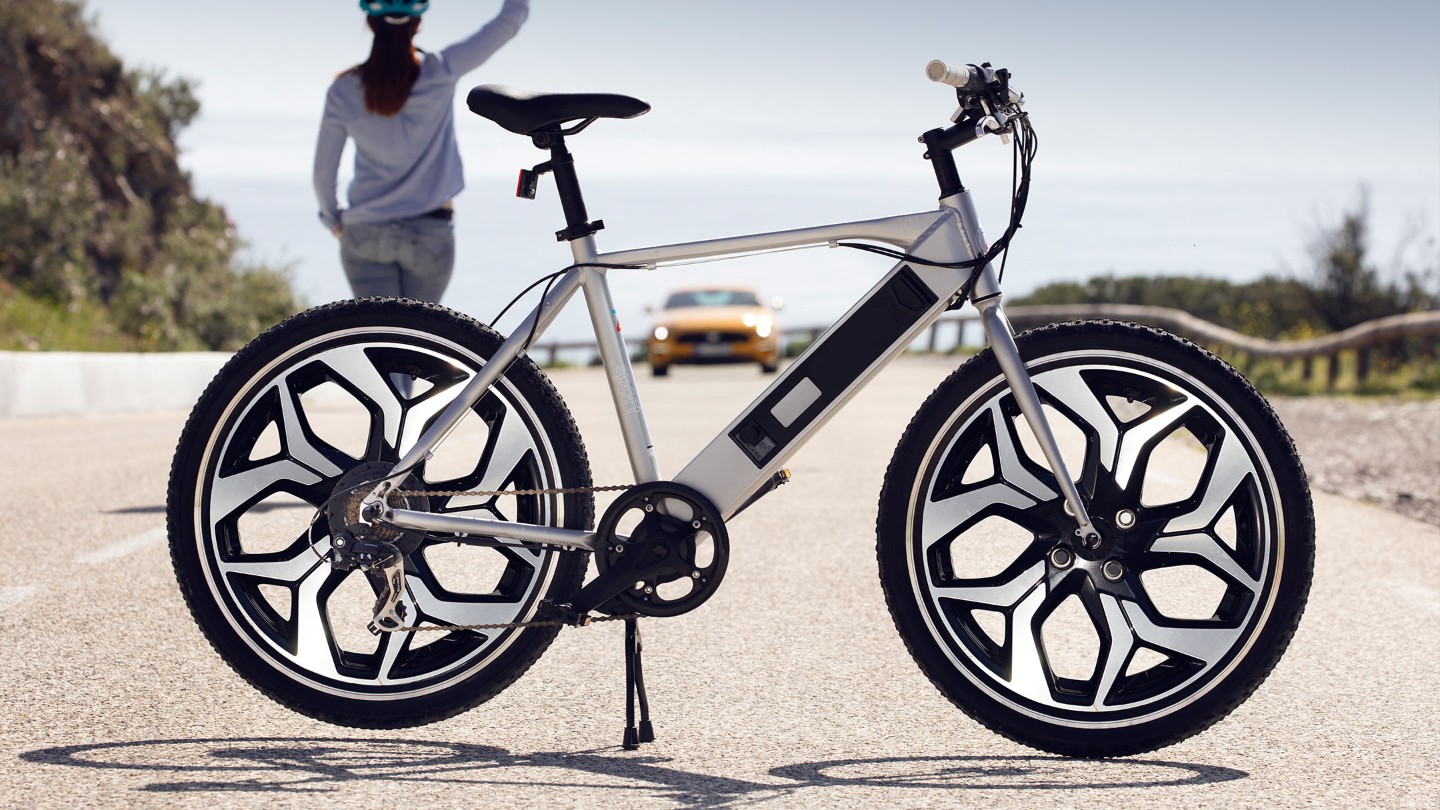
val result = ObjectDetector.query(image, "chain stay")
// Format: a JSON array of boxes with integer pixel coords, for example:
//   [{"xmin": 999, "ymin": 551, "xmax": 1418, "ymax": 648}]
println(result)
[
  {"xmin": 394, "ymin": 484, "xmax": 631, "ymax": 498},
  {"xmin": 372, "ymin": 481, "xmax": 635, "ymax": 633},
  {"xmin": 376, "ymin": 612, "xmax": 640, "ymax": 633}
]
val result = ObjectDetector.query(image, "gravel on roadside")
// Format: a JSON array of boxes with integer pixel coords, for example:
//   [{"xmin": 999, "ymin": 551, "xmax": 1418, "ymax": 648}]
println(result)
[{"xmin": 1268, "ymin": 395, "xmax": 1440, "ymax": 527}]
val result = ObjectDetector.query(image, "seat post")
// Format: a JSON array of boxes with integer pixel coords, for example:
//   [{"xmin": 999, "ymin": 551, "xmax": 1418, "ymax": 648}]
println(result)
[{"xmin": 541, "ymin": 134, "xmax": 604, "ymax": 242}]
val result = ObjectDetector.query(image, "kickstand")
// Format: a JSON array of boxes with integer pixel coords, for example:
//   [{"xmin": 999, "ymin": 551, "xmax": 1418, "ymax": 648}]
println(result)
[{"xmin": 622, "ymin": 617, "xmax": 655, "ymax": 749}]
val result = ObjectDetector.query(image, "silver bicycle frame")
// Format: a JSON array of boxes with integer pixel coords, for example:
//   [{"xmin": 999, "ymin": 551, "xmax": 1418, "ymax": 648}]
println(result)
[{"xmin": 371, "ymin": 191, "xmax": 1098, "ymax": 548}]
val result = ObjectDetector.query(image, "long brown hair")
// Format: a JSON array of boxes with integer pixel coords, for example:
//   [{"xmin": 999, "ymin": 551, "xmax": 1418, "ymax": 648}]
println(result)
[{"xmin": 355, "ymin": 16, "xmax": 421, "ymax": 117}]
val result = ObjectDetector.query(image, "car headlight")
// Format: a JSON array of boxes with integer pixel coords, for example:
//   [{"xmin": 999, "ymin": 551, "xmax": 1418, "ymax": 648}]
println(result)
[
  {"xmin": 756, "ymin": 316, "xmax": 773, "ymax": 339},
  {"xmin": 742, "ymin": 312, "xmax": 757, "ymax": 328},
  {"xmin": 653, "ymin": 326, "xmax": 669, "ymax": 341}
]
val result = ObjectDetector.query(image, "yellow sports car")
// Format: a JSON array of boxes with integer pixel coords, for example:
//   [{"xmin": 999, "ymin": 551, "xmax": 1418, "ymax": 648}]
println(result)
[{"xmin": 646, "ymin": 287, "xmax": 781, "ymax": 377}]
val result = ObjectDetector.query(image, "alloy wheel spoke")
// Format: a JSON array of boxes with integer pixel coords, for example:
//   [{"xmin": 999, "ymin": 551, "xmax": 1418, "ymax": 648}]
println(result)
[
  {"xmin": 273, "ymin": 378, "xmax": 346, "ymax": 478},
  {"xmin": 398, "ymin": 373, "xmax": 473, "ymax": 456},
  {"xmin": 1034, "ymin": 367, "xmax": 1120, "ymax": 474},
  {"xmin": 211, "ymin": 460, "xmax": 324, "ymax": 525},
  {"xmin": 293, "ymin": 564, "xmax": 344, "ymax": 679},
  {"xmin": 474, "ymin": 402, "xmax": 537, "ymax": 492},
  {"xmin": 316, "ymin": 344, "xmax": 405, "ymax": 450},
  {"xmin": 1114, "ymin": 398, "xmax": 1197, "ymax": 490},
  {"xmin": 922, "ymin": 482, "xmax": 1036, "ymax": 550},
  {"xmin": 1121, "ymin": 601, "xmax": 1237, "ymax": 666},
  {"xmin": 219, "ymin": 537, "xmax": 332, "ymax": 583},
  {"xmin": 407, "ymin": 573, "xmax": 533, "ymax": 628},
  {"xmin": 1163, "ymin": 434, "xmax": 1254, "ymax": 533},
  {"xmin": 374, "ymin": 605, "xmax": 415, "ymax": 685},
  {"xmin": 1149, "ymin": 532, "xmax": 1259, "ymax": 590},
  {"xmin": 930, "ymin": 561, "xmax": 1047, "ymax": 609},
  {"xmin": 1007, "ymin": 584, "xmax": 1053, "ymax": 701},
  {"xmin": 989, "ymin": 403, "xmax": 1057, "ymax": 500},
  {"xmin": 1091, "ymin": 593, "xmax": 1136, "ymax": 709}
]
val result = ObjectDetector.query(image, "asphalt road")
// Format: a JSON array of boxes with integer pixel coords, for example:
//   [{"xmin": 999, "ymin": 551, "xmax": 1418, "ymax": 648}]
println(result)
[{"xmin": 1, "ymin": 357, "xmax": 1436, "ymax": 808}]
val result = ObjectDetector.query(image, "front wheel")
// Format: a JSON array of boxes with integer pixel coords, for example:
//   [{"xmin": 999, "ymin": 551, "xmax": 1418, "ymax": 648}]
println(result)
[
  {"xmin": 167, "ymin": 298, "xmax": 594, "ymax": 728},
  {"xmin": 877, "ymin": 321, "xmax": 1314, "ymax": 756}
]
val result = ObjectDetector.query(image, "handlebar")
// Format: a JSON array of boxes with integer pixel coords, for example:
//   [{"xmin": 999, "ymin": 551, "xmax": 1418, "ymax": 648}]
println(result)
[
  {"xmin": 925, "ymin": 60, "xmax": 986, "ymax": 93},
  {"xmin": 927, "ymin": 59, "xmax": 1024, "ymax": 107}
]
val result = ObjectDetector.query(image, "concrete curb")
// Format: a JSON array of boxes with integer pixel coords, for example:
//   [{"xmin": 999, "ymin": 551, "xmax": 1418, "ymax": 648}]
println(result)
[{"xmin": 0, "ymin": 351, "xmax": 230, "ymax": 419}]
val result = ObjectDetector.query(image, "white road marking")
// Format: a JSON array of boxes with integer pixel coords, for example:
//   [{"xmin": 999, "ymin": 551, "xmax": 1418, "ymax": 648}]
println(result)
[
  {"xmin": 76, "ymin": 526, "xmax": 167, "ymax": 565},
  {"xmin": 0, "ymin": 585, "xmax": 39, "ymax": 614}
]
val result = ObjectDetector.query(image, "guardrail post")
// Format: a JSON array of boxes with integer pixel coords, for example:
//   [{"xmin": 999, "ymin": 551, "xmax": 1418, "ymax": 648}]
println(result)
[
  {"xmin": 927, "ymin": 322, "xmax": 940, "ymax": 353},
  {"xmin": 1355, "ymin": 347, "xmax": 1371, "ymax": 383},
  {"xmin": 1301, "ymin": 356, "xmax": 1313, "ymax": 381},
  {"xmin": 1327, "ymin": 353, "xmax": 1340, "ymax": 390}
]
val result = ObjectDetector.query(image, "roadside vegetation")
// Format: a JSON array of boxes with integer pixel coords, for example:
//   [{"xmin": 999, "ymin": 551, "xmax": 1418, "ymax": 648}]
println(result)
[
  {"xmin": 1009, "ymin": 192, "xmax": 1439, "ymax": 396},
  {"xmin": 0, "ymin": 0, "xmax": 300, "ymax": 352}
]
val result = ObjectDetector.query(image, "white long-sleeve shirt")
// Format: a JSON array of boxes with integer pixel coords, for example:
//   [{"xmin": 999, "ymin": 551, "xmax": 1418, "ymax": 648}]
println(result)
[{"xmin": 313, "ymin": 0, "xmax": 529, "ymax": 230}]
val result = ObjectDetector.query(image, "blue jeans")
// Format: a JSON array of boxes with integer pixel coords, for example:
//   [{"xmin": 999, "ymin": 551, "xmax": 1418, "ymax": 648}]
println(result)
[{"xmin": 340, "ymin": 215, "xmax": 455, "ymax": 302}]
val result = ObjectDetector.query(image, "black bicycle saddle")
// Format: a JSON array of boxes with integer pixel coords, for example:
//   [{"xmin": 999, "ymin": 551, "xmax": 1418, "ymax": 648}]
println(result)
[{"xmin": 467, "ymin": 85, "xmax": 651, "ymax": 135}]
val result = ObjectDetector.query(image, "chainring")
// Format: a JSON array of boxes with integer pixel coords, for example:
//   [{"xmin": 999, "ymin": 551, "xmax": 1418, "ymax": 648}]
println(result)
[{"xmin": 593, "ymin": 482, "xmax": 728, "ymax": 618}]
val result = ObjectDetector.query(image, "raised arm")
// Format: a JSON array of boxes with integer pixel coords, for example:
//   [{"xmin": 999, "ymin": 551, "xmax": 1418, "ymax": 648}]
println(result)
[
  {"xmin": 439, "ymin": 0, "xmax": 530, "ymax": 77},
  {"xmin": 313, "ymin": 84, "xmax": 349, "ymax": 232}
]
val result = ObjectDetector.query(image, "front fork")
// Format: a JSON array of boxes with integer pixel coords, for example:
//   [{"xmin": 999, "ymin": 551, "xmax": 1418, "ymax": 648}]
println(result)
[{"xmin": 971, "ymin": 288, "xmax": 1101, "ymax": 547}]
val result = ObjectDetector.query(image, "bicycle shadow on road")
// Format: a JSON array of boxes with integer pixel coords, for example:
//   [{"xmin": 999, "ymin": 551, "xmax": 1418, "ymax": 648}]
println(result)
[{"xmin": 19, "ymin": 737, "xmax": 1247, "ymax": 806}]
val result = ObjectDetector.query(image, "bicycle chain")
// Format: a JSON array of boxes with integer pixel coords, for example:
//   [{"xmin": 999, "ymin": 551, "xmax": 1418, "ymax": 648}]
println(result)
[
  {"xmin": 377, "ymin": 611, "xmax": 640, "ymax": 633},
  {"xmin": 393, "ymin": 484, "xmax": 632, "ymax": 498},
  {"xmin": 372, "ymin": 482, "xmax": 634, "ymax": 633}
]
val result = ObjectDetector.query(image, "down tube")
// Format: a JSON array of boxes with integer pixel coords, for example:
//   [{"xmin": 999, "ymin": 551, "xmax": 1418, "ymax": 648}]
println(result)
[{"xmin": 674, "ymin": 203, "xmax": 981, "ymax": 518}]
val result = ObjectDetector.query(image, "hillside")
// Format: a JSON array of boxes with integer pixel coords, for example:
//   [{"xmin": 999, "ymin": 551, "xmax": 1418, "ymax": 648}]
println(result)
[{"xmin": 0, "ymin": 0, "xmax": 299, "ymax": 351}]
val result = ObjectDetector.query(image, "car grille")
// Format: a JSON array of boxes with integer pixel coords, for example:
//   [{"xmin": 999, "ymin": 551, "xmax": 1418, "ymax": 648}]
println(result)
[{"xmin": 676, "ymin": 331, "xmax": 749, "ymax": 345}]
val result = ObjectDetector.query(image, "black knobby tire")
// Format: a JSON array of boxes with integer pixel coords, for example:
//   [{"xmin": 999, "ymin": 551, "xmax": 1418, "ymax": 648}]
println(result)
[
  {"xmin": 877, "ymin": 321, "xmax": 1314, "ymax": 756},
  {"xmin": 167, "ymin": 298, "xmax": 594, "ymax": 728}
]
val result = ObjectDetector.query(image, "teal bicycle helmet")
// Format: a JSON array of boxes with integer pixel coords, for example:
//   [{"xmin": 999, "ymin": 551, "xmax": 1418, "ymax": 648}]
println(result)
[{"xmin": 358, "ymin": 1, "xmax": 429, "ymax": 18}]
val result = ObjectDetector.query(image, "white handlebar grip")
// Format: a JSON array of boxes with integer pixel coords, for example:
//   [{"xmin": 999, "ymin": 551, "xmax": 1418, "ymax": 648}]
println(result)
[{"xmin": 926, "ymin": 60, "xmax": 973, "ymax": 88}]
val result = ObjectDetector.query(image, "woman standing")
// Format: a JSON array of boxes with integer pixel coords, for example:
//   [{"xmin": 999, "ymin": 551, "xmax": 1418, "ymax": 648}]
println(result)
[{"xmin": 314, "ymin": 0, "xmax": 530, "ymax": 303}]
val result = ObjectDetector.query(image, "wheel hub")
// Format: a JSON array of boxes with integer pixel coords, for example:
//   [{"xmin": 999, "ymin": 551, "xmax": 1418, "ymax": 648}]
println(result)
[
  {"xmin": 325, "ymin": 461, "xmax": 430, "ymax": 554},
  {"xmin": 1047, "ymin": 492, "xmax": 1159, "ymax": 593}
]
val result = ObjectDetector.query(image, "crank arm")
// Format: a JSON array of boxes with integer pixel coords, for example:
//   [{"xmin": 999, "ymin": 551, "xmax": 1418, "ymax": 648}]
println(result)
[
  {"xmin": 567, "ymin": 536, "xmax": 680, "ymax": 617},
  {"xmin": 568, "ymin": 545, "xmax": 652, "ymax": 617}
]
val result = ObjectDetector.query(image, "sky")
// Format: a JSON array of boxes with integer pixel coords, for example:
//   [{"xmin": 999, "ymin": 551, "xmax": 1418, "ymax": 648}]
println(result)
[{"xmin": 82, "ymin": 0, "xmax": 1440, "ymax": 343}]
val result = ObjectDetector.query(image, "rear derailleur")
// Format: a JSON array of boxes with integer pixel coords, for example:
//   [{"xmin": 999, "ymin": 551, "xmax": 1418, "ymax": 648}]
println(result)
[
  {"xmin": 323, "ymin": 461, "xmax": 432, "ymax": 635},
  {"xmin": 330, "ymin": 532, "xmax": 410, "ymax": 635}
]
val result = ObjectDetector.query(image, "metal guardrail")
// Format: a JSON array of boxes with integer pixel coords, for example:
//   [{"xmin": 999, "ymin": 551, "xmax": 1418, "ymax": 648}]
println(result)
[{"xmin": 531, "ymin": 305, "xmax": 1440, "ymax": 384}]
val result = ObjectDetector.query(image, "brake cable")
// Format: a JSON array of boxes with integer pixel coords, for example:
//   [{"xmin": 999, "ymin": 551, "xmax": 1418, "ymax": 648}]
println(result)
[{"xmin": 837, "ymin": 109, "xmax": 1036, "ymax": 303}]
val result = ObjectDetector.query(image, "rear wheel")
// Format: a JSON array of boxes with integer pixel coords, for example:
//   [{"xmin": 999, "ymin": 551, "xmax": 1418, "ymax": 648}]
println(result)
[
  {"xmin": 168, "ymin": 298, "xmax": 594, "ymax": 727},
  {"xmin": 877, "ymin": 321, "xmax": 1314, "ymax": 756}
]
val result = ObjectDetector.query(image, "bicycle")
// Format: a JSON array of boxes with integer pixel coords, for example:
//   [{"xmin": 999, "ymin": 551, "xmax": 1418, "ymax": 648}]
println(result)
[{"xmin": 167, "ymin": 60, "xmax": 1314, "ymax": 757}]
